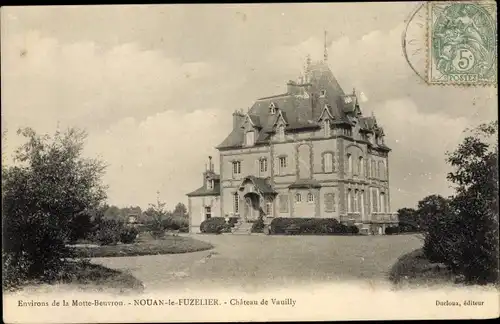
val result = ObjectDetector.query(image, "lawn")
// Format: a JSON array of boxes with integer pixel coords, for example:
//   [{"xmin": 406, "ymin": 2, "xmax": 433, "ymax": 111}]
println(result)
[{"xmin": 71, "ymin": 235, "xmax": 213, "ymax": 258}]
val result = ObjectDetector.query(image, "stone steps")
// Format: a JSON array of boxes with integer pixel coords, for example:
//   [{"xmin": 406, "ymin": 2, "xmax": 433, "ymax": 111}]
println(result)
[{"xmin": 231, "ymin": 222, "xmax": 253, "ymax": 235}]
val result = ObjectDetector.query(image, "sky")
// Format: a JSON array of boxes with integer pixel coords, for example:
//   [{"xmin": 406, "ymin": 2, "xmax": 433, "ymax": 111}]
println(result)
[{"xmin": 2, "ymin": 3, "xmax": 497, "ymax": 212}]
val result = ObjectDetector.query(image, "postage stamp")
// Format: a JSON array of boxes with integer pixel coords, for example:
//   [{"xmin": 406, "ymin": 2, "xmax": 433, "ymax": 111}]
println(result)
[{"xmin": 427, "ymin": 1, "xmax": 497, "ymax": 86}]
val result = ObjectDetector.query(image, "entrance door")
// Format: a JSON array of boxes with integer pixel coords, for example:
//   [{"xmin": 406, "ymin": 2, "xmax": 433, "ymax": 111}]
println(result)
[{"xmin": 244, "ymin": 193, "xmax": 259, "ymax": 222}]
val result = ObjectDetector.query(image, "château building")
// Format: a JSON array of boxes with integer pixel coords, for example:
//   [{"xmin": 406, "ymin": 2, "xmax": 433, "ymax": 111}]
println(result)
[{"xmin": 187, "ymin": 47, "xmax": 398, "ymax": 235}]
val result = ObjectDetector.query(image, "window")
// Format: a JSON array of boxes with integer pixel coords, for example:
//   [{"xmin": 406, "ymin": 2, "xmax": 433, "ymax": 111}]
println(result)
[
  {"xmin": 205, "ymin": 206, "xmax": 212, "ymax": 219},
  {"xmin": 371, "ymin": 160, "xmax": 376, "ymax": 178},
  {"xmin": 279, "ymin": 194, "xmax": 289, "ymax": 213},
  {"xmin": 323, "ymin": 119, "xmax": 331, "ymax": 137},
  {"xmin": 266, "ymin": 202, "xmax": 272, "ymax": 216},
  {"xmin": 347, "ymin": 189, "xmax": 352, "ymax": 212},
  {"xmin": 277, "ymin": 125, "xmax": 285, "ymax": 141},
  {"xmin": 232, "ymin": 161, "xmax": 241, "ymax": 176},
  {"xmin": 347, "ymin": 153, "xmax": 353, "ymax": 173},
  {"xmin": 245, "ymin": 131, "xmax": 255, "ymax": 146},
  {"xmin": 320, "ymin": 90, "xmax": 326, "ymax": 97},
  {"xmin": 233, "ymin": 192, "xmax": 239, "ymax": 214},
  {"xmin": 324, "ymin": 193, "xmax": 335, "ymax": 212},
  {"xmin": 207, "ymin": 179, "xmax": 214, "ymax": 189},
  {"xmin": 354, "ymin": 189, "xmax": 359, "ymax": 212},
  {"xmin": 324, "ymin": 153, "xmax": 333, "ymax": 173},
  {"xmin": 380, "ymin": 192, "xmax": 386, "ymax": 213},
  {"xmin": 358, "ymin": 157, "xmax": 364, "ymax": 176},
  {"xmin": 371, "ymin": 188, "xmax": 378, "ymax": 212},
  {"xmin": 307, "ymin": 193, "xmax": 314, "ymax": 203},
  {"xmin": 295, "ymin": 193, "xmax": 302, "ymax": 203},
  {"xmin": 379, "ymin": 161, "xmax": 385, "ymax": 180},
  {"xmin": 259, "ymin": 158, "xmax": 268, "ymax": 173},
  {"xmin": 269, "ymin": 102, "xmax": 276, "ymax": 114},
  {"xmin": 278, "ymin": 156, "xmax": 287, "ymax": 175}
]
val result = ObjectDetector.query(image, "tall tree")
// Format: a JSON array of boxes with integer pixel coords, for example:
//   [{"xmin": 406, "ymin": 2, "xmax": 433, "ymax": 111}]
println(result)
[
  {"xmin": 445, "ymin": 121, "xmax": 498, "ymax": 284},
  {"xmin": 173, "ymin": 202, "xmax": 188, "ymax": 218},
  {"xmin": 2, "ymin": 127, "xmax": 107, "ymax": 285}
]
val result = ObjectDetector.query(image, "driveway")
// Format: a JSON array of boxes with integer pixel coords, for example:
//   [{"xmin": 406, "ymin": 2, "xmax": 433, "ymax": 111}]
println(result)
[{"xmin": 92, "ymin": 234, "xmax": 423, "ymax": 292}]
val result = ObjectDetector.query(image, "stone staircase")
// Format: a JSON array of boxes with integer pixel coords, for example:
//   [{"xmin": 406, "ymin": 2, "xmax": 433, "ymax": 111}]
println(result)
[{"xmin": 231, "ymin": 221, "xmax": 253, "ymax": 235}]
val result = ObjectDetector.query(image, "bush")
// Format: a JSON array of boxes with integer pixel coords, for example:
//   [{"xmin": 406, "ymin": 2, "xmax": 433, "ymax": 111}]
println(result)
[
  {"xmin": 385, "ymin": 226, "xmax": 400, "ymax": 235},
  {"xmin": 120, "ymin": 226, "xmax": 139, "ymax": 244},
  {"xmin": 200, "ymin": 217, "xmax": 226, "ymax": 234},
  {"xmin": 269, "ymin": 218, "xmax": 358, "ymax": 235},
  {"xmin": 2, "ymin": 127, "xmax": 107, "ymax": 290},
  {"xmin": 251, "ymin": 215, "xmax": 265, "ymax": 233},
  {"xmin": 90, "ymin": 219, "xmax": 123, "ymax": 246}
]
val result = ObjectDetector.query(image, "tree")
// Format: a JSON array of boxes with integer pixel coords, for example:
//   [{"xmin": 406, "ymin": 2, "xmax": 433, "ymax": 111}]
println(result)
[
  {"xmin": 444, "ymin": 121, "xmax": 498, "ymax": 284},
  {"xmin": 172, "ymin": 202, "xmax": 188, "ymax": 218},
  {"xmin": 397, "ymin": 207, "xmax": 419, "ymax": 232},
  {"xmin": 423, "ymin": 121, "xmax": 498, "ymax": 285},
  {"xmin": 416, "ymin": 194, "xmax": 451, "ymax": 231},
  {"xmin": 2, "ymin": 127, "xmax": 107, "ymax": 286},
  {"xmin": 144, "ymin": 191, "xmax": 169, "ymax": 238}
]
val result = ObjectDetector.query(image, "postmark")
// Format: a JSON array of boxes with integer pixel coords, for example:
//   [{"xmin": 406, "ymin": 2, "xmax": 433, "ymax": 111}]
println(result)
[{"xmin": 427, "ymin": 1, "xmax": 497, "ymax": 86}]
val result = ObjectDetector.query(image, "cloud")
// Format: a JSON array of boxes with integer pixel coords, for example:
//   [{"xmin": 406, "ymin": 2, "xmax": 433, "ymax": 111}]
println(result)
[
  {"xmin": 84, "ymin": 109, "xmax": 230, "ymax": 208},
  {"xmin": 3, "ymin": 21, "xmax": 494, "ymax": 212}
]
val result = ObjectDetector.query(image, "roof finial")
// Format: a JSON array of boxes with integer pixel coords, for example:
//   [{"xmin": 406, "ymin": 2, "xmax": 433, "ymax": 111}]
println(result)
[
  {"xmin": 323, "ymin": 30, "xmax": 328, "ymax": 62},
  {"xmin": 353, "ymin": 87, "xmax": 356, "ymax": 95}
]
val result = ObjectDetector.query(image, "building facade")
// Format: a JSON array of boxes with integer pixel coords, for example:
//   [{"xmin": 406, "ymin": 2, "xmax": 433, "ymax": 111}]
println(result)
[{"xmin": 187, "ymin": 58, "xmax": 398, "ymax": 234}]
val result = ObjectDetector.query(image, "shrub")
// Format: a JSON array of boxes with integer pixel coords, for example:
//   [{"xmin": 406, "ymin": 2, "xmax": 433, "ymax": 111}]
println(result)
[
  {"xmin": 269, "ymin": 218, "xmax": 358, "ymax": 235},
  {"xmin": 385, "ymin": 226, "xmax": 400, "ymax": 235},
  {"xmin": 120, "ymin": 226, "xmax": 139, "ymax": 244},
  {"xmin": 90, "ymin": 219, "xmax": 123, "ymax": 246},
  {"xmin": 251, "ymin": 215, "xmax": 265, "ymax": 233},
  {"xmin": 2, "ymin": 127, "xmax": 107, "ymax": 289},
  {"xmin": 228, "ymin": 217, "xmax": 239, "ymax": 227},
  {"xmin": 200, "ymin": 217, "xmax": 226, "ymax": 234}
]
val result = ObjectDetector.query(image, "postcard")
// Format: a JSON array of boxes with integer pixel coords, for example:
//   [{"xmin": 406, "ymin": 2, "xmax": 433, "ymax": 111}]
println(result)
[{"xmin": 2, "ymin": 2, "xmax": 498, "ymax": 323}]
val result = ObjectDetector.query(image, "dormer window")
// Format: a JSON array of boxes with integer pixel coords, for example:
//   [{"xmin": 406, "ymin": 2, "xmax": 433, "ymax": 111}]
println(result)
[
  {"xmin": 245, "ymin": 131, "xmax": 255, "ymax": 146},
  {"xmin": 207, "ymin": 179, "xmax": 214, "ymax": 189},
  {"xmin": 320, "ymin": 90, "xmax": 326, "ymax": 97},
  {"xmin": 277, "ymin": 125, "xmax": 285, "ymax": 141},
  {"xmin": 323, "ymin": 119, "xmax": 331, "ymax": 137},
  {"xmin": 269, "ymin": 102, "xmax": 276, "ymax": 114}
]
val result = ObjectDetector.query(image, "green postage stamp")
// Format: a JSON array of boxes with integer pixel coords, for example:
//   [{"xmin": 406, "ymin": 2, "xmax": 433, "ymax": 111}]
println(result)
[{"xmin": 427, "ymin": 1, "xmax": 497, "ymax": 85}]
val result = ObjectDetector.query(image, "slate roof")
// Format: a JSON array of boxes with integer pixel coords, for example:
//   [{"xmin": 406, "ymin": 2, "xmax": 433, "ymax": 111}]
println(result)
[
  {"xmin": 216, "ymin": 60, "xmax": 388, "ymax": 150},
  {"xmin": 187, "ymin": 174, "xmax": 221, "ymax": 197}
]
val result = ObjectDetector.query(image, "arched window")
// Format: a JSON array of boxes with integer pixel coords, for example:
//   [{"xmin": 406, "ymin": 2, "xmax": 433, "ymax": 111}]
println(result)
[
  {"xmin": 347, "ymin": 153, "xmax": 353, "ymax": 173},
  {"xmin": 307, "ymin": 193, "xmax": 314, "ymax": 203},
  {"xmin": 358, "ymin": 157, "xmax": 364, "ymax": 176},
  {"xmin": 295, "ymin": 193, "xmax": 302, "ymax": 203},
  {"xmin": 324, "ymin": 152, "xmax": 333, "ymax": 173},
  {"xmin": 323, "ymin": 119, "xmax": 331, "ymax": 137},
  {"xmin": 380, "ymin": 192, "xmax": 386, "ymax": 213}
]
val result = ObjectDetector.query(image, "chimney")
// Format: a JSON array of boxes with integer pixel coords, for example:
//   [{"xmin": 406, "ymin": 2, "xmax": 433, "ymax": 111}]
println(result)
[
  {"xmin": 232, "ymin": 110, "xmax": 245, "ymax": 129},
  {"xmin": 208, "ymin": 156, "xmax": 214, "ymax": 172}
]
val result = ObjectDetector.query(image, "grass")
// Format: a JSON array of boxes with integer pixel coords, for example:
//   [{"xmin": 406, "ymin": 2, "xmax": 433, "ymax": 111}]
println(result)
[
  {"xmin": 4, "ymin": 260, "xmax": 144, "ymax": 293},
  {"xmin": 71, "ymin": 235, "xmax": 213, "ymax": 258},
  {"xmin": 388, "ymin": 248, "xmax": 454, "ymax": 287}
]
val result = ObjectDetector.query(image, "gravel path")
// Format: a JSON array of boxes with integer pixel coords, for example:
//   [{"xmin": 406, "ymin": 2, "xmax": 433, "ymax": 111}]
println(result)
[{"xmin": 92, "ymin": 234, "xmax": 423, "ymax": 292}]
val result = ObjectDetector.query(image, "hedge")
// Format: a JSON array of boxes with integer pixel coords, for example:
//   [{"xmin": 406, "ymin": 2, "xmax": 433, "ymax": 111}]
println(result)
[
  {"xmin": 200, "ymin": 217, "xmax": 228, "ymax": 234},
  {"xmin": 269, "ymin": 218, "xmax": 359, "ymax": 235}
]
